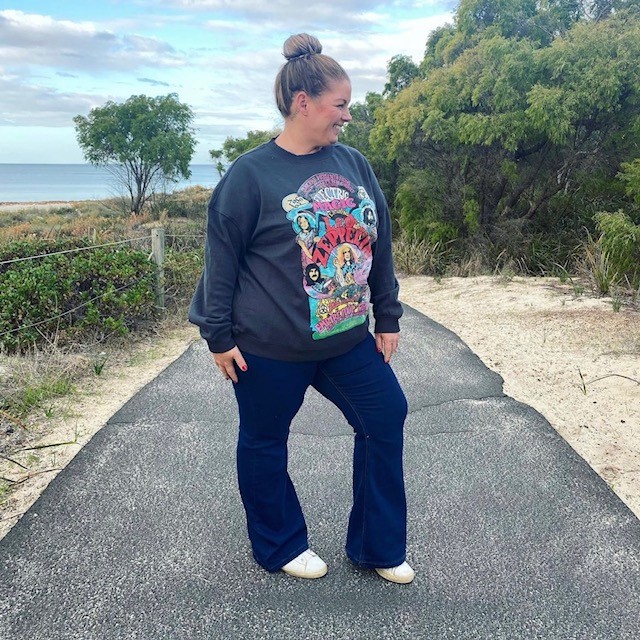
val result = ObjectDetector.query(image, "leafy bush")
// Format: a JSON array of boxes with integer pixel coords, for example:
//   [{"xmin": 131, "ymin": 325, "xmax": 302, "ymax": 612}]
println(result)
[
  {"xmin": 163, "ymin": 248, "xmax": 204, "ymax": 310},
  {"xmin": 595, "ymin": 210, "xmax": 640, "ymax": 288},
  {"xmin": 0, "ymin": 237, "xmax": 156, "ymax": 352},
  {"xmin": 151, "ymin": 185, "xmax": 210, "ymax": 221},
  {"xmin": 394, "ymin": 170, "xmax": 459, "ymax": 245}
]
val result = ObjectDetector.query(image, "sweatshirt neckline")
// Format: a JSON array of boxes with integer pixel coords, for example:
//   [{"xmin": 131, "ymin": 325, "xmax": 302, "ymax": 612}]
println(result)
[{"xmin": 268, "ymin": 138, "xmax": 334, "ymax": 162}]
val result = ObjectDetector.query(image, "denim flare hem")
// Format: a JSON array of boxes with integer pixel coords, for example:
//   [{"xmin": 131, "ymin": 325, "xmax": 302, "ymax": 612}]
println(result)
[
  {"xmin": 346, "ymin": 550, "xmax": 407, "ymax": 570},
  {"xmin": 256, "ymin": 541, "xmax": 311, "ymax": 573}
]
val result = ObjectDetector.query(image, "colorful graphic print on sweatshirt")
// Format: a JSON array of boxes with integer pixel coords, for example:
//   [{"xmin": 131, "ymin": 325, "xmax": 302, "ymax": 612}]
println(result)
[{"xmin": 282, "ymin": 172, "xmax": 379, "ymax": 341}]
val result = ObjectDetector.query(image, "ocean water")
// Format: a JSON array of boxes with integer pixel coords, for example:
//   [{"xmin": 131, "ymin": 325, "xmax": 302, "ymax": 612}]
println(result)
[{"xmin": 0, "ymin": 164, "xmax": 219, "ymax": 203}]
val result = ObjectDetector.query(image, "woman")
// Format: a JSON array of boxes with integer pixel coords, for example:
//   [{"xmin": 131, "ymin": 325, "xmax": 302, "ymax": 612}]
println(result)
[{"xmin": 189, "ymin": 33, "xmax": 414, "ymax": 584}]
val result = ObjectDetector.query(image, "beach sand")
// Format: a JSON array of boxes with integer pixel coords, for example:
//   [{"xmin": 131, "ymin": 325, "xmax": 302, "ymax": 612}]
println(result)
[
  {"xmin": 1, "ymin": 275, "xmax": 638, "ymax": 539},
  {"xmin": 0, "ymin": 201, "xmax": 77, "ymax": 212}
]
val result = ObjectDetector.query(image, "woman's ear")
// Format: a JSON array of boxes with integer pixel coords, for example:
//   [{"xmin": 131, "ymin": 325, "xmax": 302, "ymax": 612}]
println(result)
[{"xmin": 292, "ymin": 91, "xmax": 309, "ymax": 116}]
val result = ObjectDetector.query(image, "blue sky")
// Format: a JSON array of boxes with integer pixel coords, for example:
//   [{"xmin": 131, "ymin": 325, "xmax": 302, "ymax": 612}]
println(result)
[{"xmin": 0, "ymin": 1, "xmax": 455, "ymax": 164}]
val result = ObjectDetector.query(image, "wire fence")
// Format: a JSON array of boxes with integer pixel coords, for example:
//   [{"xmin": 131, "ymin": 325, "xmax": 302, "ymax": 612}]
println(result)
[
  {"xmin": 0, "ymin": 237, "xmax": 152, "ymax": 268},
  {"xmin": 0, "ymin": 228, "xmax": 199, "ymax": 346},
  {"xmin": 0, "ymin": 277, "xmax": 150, "ymax": 341}
]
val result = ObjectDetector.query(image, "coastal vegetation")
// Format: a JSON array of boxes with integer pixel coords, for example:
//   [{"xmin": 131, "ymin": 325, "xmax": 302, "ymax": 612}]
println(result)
[
  {"xmin": 210, "ymin": 129, "xmax": 280, "ymax": 176},
  {"xmin": 0, "ymin": 188, "xmax": 208, "ymax": 433},
  {"xmin": 214, "ymin": 0, "xmax": 640, "ymax": 293}
]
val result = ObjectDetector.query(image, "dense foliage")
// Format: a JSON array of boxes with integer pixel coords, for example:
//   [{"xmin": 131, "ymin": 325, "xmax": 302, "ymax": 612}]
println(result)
[
  {"xmin": 163, "ymin": 248, "xmax": 205, "ymax": 310},
  {"xmin": 368, "ymin": 0, "xmax": 640, "ymax": 279},
  {"xmin": 74, "ymin": 94, "xmax": 196, "ymax": 215},
  {"xmin": 0, "ymin": 238, "xmax": 156, "ymax": 353},
  {"xmin": 370, "ymin": 1, "xmax": 640, "ymax": 282}
]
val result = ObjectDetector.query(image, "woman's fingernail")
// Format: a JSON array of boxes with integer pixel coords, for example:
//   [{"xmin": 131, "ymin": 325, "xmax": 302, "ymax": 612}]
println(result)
[
  {"xmin": 377, "ymin": 347, "xmax": 382, "ymax": 353},
  {"xmin": 241, "ymin": 365, "xmax": 247, "ymax": 372}
]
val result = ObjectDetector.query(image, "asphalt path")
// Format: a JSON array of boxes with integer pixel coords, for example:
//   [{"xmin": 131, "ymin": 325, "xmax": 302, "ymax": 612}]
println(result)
[{"xmin": 1, "ymin": 305, "xmax": 639, "ymax": 639}]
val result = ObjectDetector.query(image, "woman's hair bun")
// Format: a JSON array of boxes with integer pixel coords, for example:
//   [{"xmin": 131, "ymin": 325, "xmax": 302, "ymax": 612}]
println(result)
[
  {"xmin": 274, "ymin": 32, "xmax": 347, "ymax": 117},
  {"xmin": 283, "ymin": 33, "xmax": 322, "ymax": 61}
]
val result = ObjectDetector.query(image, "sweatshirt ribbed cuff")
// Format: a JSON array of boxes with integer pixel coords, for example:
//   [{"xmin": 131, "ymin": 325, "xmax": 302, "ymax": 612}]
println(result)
[
  {"xmin": 373, "ymin": 315, "xmax": 400, "ymax": 334},
  {"xmin": 205, "ymin": 337, "xmax": 236, "ymax": 354}
]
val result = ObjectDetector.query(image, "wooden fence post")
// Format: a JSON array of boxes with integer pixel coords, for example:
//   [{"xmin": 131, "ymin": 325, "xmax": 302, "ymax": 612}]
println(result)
[{"xmin": 151, "ymin": 227, "xmax": 165, "ymax": 313}]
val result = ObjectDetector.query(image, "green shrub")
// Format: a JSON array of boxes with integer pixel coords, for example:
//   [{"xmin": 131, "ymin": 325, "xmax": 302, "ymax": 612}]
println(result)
[
  {"xmin": 0, "ymin": 237, "xmax": 156, "ymax": 352},
  {"xmin": 163, "ymin": 248, "xmax": 204, "ymax": 309},
  {"xmin": 151, "ymin": 185, "xmax": 210, "ymax": 221},
  {"xmin": 595, "ymin": 210, "xmax": 640, "ymax": 288},
  {"xmin": 395, "ymin": 170, "xmax": 459, "ymax": 245}
]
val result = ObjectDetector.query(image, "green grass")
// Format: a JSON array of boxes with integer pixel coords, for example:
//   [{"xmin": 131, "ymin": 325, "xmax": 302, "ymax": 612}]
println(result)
[{"xmin": 3, "ymin": 375, "xmax": 74, "ymax": 418}]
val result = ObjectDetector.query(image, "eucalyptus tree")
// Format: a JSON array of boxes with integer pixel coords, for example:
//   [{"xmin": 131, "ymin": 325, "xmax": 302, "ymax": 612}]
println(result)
[{"xmin": 209, "ymin": 129, "xmax": 281, "ymax": 176}]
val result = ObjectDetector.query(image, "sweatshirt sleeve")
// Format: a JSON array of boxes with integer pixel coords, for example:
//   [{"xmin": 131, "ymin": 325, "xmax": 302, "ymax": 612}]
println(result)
[
  {"xmin": 188, "ymin": 162, "xmax": 259, "ymax": 352},
  {"xmin": 366, "ymin": 165, "xmax": 403, "ymax": 334}
]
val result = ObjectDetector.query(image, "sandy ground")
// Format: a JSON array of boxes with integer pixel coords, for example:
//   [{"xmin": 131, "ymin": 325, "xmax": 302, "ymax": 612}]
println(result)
[
  {"xmin": 1, "ymin": 276, "xmax": 638, "ymax": 541},
  {"xmin": 0, "ymin": 201, "xmax": 78, "ymax": 212}
]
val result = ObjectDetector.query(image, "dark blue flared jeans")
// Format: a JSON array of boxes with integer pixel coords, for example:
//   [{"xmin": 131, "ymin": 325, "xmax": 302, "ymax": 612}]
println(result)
[{"xmin": 232, "ymin": 334, "xmax": 408, "ymax": 572}]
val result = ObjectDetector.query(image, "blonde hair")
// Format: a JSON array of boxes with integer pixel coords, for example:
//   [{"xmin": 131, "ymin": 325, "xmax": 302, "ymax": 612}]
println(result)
[
  {"xmin": 274, "ymin": 33, "xmax": 349, "ymax": 118},
  {"xmin": 335, "ymin": 244, "xmax": 358, "ymax": 267}
]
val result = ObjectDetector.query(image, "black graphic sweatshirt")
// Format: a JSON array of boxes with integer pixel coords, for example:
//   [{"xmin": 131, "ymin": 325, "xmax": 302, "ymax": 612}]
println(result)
[{"xmin": 189, "ymin": 139, "xmax": 402, "ymax": 362}]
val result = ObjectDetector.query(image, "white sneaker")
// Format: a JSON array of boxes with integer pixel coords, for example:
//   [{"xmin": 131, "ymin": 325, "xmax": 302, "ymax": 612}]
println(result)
[
  {"xmin": 375, "ymin": 561, "xmax": 415, "ymax": 584},
  {"xmin": 281, "ymin": 549, "xmax": 328, "ymax": 579}
]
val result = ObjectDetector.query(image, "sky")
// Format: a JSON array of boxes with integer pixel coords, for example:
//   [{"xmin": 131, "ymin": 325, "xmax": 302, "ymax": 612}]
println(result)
[{"xmin": 0, "ymin": 0, "xmax": 456, "ymax": 164}]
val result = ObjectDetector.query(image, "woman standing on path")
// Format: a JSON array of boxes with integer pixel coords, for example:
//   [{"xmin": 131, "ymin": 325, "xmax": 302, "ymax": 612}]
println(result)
[{"xmin": 190, "ymin": 33, "xmax": 413, "ymax": 584}]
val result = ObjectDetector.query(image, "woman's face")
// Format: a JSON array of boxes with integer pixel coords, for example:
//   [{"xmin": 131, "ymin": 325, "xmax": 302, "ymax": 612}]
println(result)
[
  {"xmin": 342, "ymin": 248, "xmax": 352, "ymax": 261},
  {"xmin": 305, "ymin": 78, "xmax": 352, "ymax": 148},
  {"xmin": 298, "ymin": 216, "xmax": 310, "ymax": 231}
]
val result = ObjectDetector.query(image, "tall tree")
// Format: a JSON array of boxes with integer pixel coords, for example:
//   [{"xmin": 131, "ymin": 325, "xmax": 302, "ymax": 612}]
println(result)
[
  {"xmin": 340, "ymin": 92, "xmax": 398, "ymax": 199},
  {"xmin": 340, "ymin": 94, "xmax": 379, "ymax": 153},
  {"xmin": 384, "ymin": 55, "xmax": 420, "ymax": 98},
  {"xmin": 74, "ymin": 94, "xmax": 196, "ymax": 215}
]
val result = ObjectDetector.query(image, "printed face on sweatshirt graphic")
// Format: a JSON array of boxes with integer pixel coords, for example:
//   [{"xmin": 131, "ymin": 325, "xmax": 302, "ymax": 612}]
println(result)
[
  {"xmin": 298, "ymin": 215, "xmax": 311, "ymax": 231},
  {"xmin": 363, "ymin": 207, "xmax": 377, "ymax": 226}
]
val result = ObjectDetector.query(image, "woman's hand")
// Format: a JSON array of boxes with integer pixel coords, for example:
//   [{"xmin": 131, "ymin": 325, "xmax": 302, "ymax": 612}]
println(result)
[
  {"xmin": 212, "ymin": 346, "xmax": 247, "ymax": 383},
  {"xmin": 375, "ymin": 332, "xmax": 399, "ymax": 364}
]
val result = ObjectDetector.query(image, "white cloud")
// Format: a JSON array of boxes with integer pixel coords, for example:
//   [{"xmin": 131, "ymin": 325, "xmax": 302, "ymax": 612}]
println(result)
[
  {"xmin": 0, "ymin": 10, "xmax": 186, "ymax": 72},
  {"xmin": 147, "ymin": 0, "xmax": 454, "ymax": 30},
  {"xmin": 0, "ymin": 73, "xmax": 107, "ymax": 127}
]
